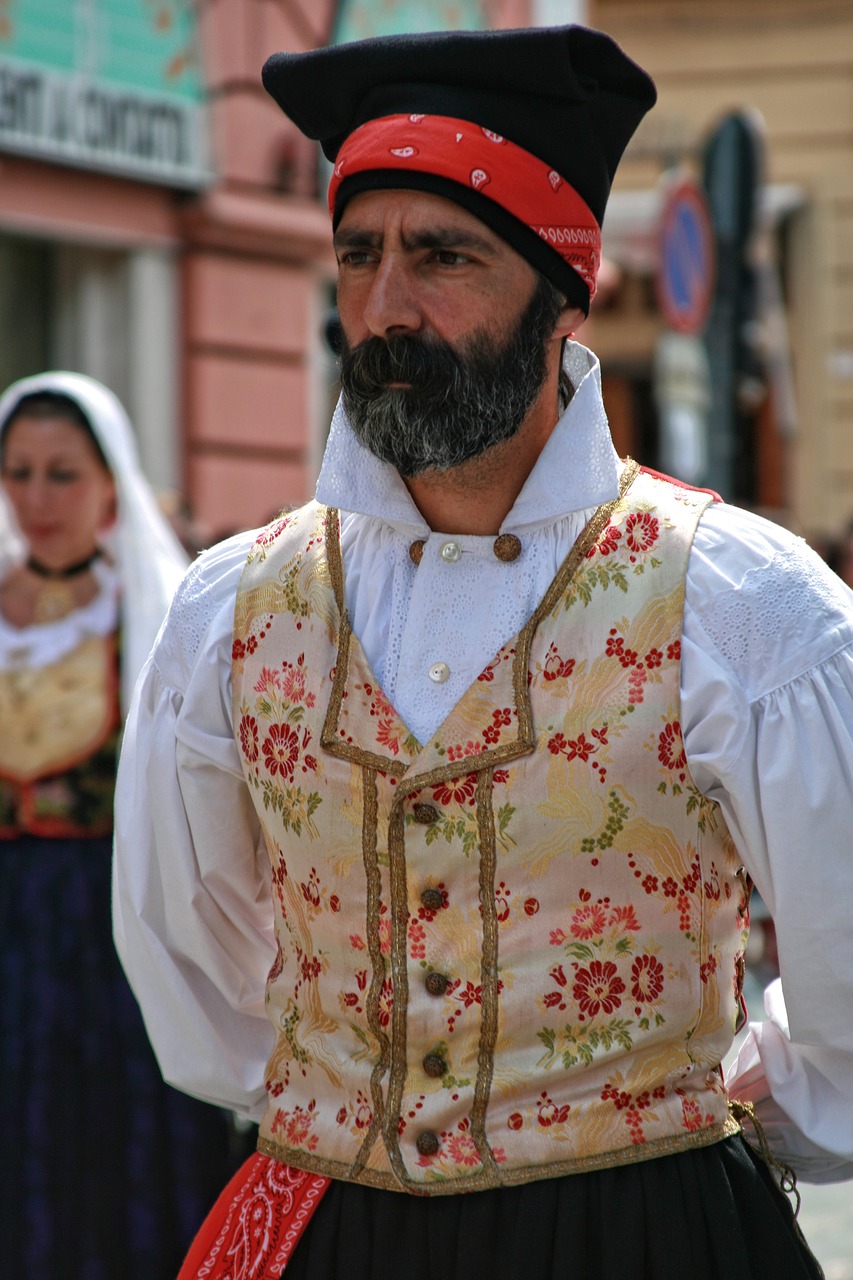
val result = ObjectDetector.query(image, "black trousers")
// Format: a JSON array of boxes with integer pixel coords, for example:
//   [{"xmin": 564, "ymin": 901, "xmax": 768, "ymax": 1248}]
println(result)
[{"xmin": 284, "ymin": 1136, "xmax": 824, "ymax": 1280}]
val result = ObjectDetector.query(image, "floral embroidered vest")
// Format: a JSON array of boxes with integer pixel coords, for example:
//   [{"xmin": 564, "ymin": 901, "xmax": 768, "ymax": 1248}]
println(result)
[{"xmin": 232, "ymin": 465, "xmax": 748, "ymax": 1195}]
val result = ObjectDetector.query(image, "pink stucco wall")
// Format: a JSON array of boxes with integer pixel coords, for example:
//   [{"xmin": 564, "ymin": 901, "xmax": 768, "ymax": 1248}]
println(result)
[
  {"xmin": 0, "ymin": 153, "xmax": 180, "ymax": 247},
  {"xmin": 186, "ymin": 0, "xmax": 534, "ymax": 538},
  {"xmin": 184, "ymin": 0, "xmax": 337, "ymax": 536},
  {"xmin": 0, "ymin": 1, "xmax": 535, "ymax": 541}
]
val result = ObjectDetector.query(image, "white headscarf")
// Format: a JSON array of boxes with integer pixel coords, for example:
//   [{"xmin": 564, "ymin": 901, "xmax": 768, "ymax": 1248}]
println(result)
[
  {"xmin": 0, "ymin": 371, "xmax": 190, "ymax": 714},
  {"xmin": 0, "ymin": 479, "xmax": 23, "ymax": 575}
]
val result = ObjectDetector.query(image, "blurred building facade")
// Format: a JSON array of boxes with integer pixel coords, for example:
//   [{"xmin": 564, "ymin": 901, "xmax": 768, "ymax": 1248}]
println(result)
[
  {"xmin": 0, "ymin": 0, "xmax": 533, "ymax": 538},
  {"xmin": 586, "ymin": 0, "xmax": 853, "ymax": 541},
  {"xmin": 2, "ymin": 0, "xmax": 850, "ymax": 544}
]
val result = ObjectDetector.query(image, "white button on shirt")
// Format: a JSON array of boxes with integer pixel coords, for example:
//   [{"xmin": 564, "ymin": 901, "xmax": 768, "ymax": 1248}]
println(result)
[
  {"xmin": 113, "ymin": 342, "xmax": 853, "ymax": 1181},
  {"xmin": 440, "ymin": 540, "xmax": 462, "ymax": 563},
  {"xmin": 428, "ymin": 661, "xmax": 450, "ymax": 684}
]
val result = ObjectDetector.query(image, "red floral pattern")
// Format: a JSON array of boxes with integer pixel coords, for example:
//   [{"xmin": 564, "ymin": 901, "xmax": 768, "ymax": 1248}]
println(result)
[
  {"xmin": 231, "ymin": 483, "xmax": 742, "ymax": 1190},
  {"xmin": 573, "ymin": 960, "xmax": 626, "ymax": 1018},
  {"xmin": 238, "ymin": 714, "xmax": 259, "ymax": 763},
  {"xmin": 431, "ymin": 772, "xmax": 478, "ymax": 806},
  {"xmin": 335, "ymin": 1090, "xmax": 374, "ymax": 1139},
  {"xmin": 658, "ymin": 719, "xmax": 687, "ymax": 781},
  {"xmin": 414, "ymin": 1116, "xmax": 508, "ymax": 1176},
  {"xmin": 270, "ymin": 1099, "xmax": 320, "ymax": 1152},
  {"xmin": 547, "ymin": 724, "xmax": 609, "ymax": 782},
  {"xmin": 568, "ymin": 902, "xmax": 608, "ymax": 939},
  {"xmin": 588, "ymin": 522, "xmax": 622, "ymax": 557},
  {"xmin": 262, "ymin": 723, "xmax": 301, "ymax": 779},
  {"xmin": 630, "ymin": 954, "xmax": 665, "ymax": 1003},
  {"xmin": 624, "ymin": 511, "xmax": 660, "ymax": 559},
  {"xmin": 542, "ymin": 643, "xmax": 576, "ymax": 682},
  {"xmin": 536, "ymin": 1090, "xmax": 571, "ymax": 1127}
]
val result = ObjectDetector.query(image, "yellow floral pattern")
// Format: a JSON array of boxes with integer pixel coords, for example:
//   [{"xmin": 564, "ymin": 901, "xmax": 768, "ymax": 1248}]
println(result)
[{"xmin": 232, "ymin": 473, "xmax": 747, "ymax": 1195}]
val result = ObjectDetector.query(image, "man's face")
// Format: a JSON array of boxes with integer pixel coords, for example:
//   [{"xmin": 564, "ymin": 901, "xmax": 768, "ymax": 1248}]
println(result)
[{"xmin": 333, "ymin": 190, "xmax": 568, "ymax": 477}]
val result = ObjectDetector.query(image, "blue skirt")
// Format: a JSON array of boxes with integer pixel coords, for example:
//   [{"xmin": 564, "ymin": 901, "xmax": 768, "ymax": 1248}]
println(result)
[
  {"xmin": 0, "ymin": 835, "xmax": 251, "ymax": 1280},
  {"xmin": 283, "ymin": 1135, "xmax": 825, "ymax": 1280}
]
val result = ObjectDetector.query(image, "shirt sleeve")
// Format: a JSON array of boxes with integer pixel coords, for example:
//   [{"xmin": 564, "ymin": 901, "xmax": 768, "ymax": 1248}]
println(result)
[
  {"xmin": 682, "ymin": 501, "xmax": 853, "ymax": 1180},
  {"xmin": 112, "ymin": 532, "xmax": 275, "ymax": 1121}
]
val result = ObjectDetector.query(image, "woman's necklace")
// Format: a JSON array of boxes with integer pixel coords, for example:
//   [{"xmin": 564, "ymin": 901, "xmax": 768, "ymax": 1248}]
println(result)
[{"xmin": 27, "ymin": 550, "xmax": 102, "ymax": 623}]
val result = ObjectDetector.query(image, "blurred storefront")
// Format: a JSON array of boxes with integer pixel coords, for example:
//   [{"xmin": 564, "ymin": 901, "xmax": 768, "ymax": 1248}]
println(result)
[
  {"xmin": 182, "ymin": 0, "xmax": 530, "ymax": 536},
  {"xmin": 0, "ymin": 1, "xmax": 206, "ymax": 498},
  {"xmin": 7, "ymin": 1, "xmax": 847, "ymax": 544},
  {"xmin": 0, "ymin": 0, "xmax": 531, "ymax": 539},
  {"xmin": 585, "ymin": 0, "xmax": 853, "ymax": 542},
  {"xmin": 0, "ymin": 0, "xmax": 334, "ymax": 532}
]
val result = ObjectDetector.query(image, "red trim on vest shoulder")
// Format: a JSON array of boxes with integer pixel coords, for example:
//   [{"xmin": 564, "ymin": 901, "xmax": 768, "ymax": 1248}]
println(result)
[{"xmin": 636, "ymin": 464, "xmax": 722, "ymax": 503}]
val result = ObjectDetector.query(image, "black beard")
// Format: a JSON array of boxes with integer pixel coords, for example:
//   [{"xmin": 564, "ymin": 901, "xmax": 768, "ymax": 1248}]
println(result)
[{"xmin": 338, "ymin": 275, "xmax": 564, "ymax": 478}]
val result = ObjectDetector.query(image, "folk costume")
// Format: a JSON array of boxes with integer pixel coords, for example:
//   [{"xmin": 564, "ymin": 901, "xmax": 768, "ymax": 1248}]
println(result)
[
  {"xmin": 115, "ymin": 345, "xmax": 853, "ymax": 1279},
  {"xmin": 0, "ymin": 374, "xmax": 242, "ymax": 1279},
  {"xmin": 113, "ymin": 26, "xmax": 852, "ymax": 1280}
]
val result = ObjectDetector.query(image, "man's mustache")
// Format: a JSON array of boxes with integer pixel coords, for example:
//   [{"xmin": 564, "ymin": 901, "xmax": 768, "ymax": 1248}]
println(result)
[{"xmin": 340, "ymin": 335, "xmax": 464, "ymax": 400}]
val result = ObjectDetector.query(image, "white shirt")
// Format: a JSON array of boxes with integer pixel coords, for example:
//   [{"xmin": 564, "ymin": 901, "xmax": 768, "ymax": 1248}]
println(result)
[{"xmin": 113, "ymin": 343, "xmax": 853, "ymax": 1182}]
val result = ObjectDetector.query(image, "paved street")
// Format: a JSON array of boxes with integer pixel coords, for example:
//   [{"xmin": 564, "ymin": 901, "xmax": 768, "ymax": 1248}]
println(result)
[
  {"xmin": 731, "ymin": 968, "xmax": 853, "ymax": 1278},
  {"xmin": 798, "ymin": 1181, "xmax": 853, "ymax": 1280}
]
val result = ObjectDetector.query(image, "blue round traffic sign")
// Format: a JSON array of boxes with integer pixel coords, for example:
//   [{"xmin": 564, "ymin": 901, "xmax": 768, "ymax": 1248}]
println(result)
[{"xmin": 656, "ymin": 178, "xmax": 715, "ymax": 335}]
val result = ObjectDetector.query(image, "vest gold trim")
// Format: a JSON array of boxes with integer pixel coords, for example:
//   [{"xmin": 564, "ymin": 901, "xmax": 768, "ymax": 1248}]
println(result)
[
  {"xmin": 258, "ymin": 1113, "xmax": 742, "ymax": 1191},
  {"xmin": 233, "ymin": 468, "xmax": 748, "ymax": 1194}
]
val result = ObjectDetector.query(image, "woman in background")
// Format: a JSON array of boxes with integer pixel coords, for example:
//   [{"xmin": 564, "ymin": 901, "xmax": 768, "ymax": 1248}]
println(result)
[{"xmin": 0, "ymin": 372, "xmax": 243, "ymax": 1278}]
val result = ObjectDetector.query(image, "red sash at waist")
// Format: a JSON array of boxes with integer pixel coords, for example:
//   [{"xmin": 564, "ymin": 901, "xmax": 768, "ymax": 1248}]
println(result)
[{"xmin": 178, "ymin": 1153, "xmax": 329, "ymax": 1279}]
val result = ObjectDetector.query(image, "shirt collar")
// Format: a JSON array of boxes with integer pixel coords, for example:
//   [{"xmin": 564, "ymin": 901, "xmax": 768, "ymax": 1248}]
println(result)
[{"xmin": 315, "ymin": 340, "xmax": 620, "ymax": 533}]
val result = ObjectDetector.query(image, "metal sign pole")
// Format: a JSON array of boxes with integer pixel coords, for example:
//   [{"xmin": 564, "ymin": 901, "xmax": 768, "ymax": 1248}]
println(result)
[{"xmin": 701, "ymin": 111, "xmax": 765, "ymax": 502}]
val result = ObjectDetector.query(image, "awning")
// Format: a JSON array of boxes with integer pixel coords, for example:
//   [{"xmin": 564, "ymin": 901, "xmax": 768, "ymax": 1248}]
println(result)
[{"xmin": 602, "ymin": 182, "xmax": 806, "ymax": 275}]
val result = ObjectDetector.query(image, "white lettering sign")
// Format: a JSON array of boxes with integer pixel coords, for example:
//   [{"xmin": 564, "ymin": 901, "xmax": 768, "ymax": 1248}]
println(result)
[{"xmin": 0, "ymin": 61, "xmax": 210, "ymax": 188}]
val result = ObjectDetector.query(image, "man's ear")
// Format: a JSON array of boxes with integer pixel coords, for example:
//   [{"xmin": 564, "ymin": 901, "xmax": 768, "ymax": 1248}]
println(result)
[{"xmin": 553, "ymin": 304, "xmax": 586, "ymax": 342}]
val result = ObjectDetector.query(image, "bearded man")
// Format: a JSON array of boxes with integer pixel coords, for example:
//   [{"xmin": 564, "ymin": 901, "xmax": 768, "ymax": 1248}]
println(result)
[{"xmin": 113, "ymin": 24, "xmax": 852, "ymax": 1280}]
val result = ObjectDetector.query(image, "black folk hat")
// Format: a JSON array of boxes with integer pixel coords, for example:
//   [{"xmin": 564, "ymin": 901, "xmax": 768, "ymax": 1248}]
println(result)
[{"xmin": 262, "ymin": 25, "xmax": 656, "ymax": 313}]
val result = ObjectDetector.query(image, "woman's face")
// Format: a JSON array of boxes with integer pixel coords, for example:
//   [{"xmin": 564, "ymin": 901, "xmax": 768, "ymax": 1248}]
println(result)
[{"xmin": 0, "ymin": 413, "xmax": 116, "ymax": 569}]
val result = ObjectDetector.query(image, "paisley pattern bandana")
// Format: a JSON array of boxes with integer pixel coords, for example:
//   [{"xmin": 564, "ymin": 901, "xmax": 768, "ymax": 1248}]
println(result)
[
  {"xmin": 328, "ymin": 113, "xmax": 602, "ymax": 300},
  {"xmin": 177, "ymin": 1154, "xmax": 329, "ymax": 1279}
]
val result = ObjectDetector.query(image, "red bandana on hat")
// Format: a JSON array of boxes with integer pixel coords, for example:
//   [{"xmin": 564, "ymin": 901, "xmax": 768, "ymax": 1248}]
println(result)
[{"xmin": 328, "ymin": 114, "xmax": 602, "ymax": 300}]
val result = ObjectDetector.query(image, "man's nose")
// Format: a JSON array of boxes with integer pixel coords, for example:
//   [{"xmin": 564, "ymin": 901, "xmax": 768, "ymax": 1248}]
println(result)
[{"xmin": 362, "ymin": 257, "xmax": 422, "ymax": 339}]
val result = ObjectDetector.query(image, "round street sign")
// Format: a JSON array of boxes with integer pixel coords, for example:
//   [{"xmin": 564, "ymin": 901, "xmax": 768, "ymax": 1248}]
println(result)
[{"xmin": 656, "ymin": 176, "xmax": 715, "ymax": 336}]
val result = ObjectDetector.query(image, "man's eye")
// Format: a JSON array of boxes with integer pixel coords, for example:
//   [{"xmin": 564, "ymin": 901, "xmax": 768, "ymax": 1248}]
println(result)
[{"xmin": 433, "ymin": 250, "xmax": 468, "ymax": 265}]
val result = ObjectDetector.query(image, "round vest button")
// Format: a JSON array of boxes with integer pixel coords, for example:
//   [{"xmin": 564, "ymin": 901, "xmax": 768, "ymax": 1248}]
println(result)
[
  {"xmin": 412, "ymin": 803, "xmax": 438, "ymax": 825},
  {"xmin": 425, "ymin": 971, "xmax": 449, "ymax": 997},
  {"xmin": 423, "ymin": 1053, "xmax": 447, "ymax": 1078},
  {"xmin": 493, "ymin": 533, "xmax": 522, "ymax": 562},
  {"xmin": 420, "ymin": 888, "xmax": 444, "ymax": 911},
  {"xmin": 415, "ymin": 1130, "xmax": 441, "ymax": 1157}
]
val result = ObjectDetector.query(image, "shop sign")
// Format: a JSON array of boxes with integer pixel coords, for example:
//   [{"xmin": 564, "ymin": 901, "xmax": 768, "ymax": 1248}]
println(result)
[
  {"xmin": 334, "ymin": 0, "xmax": 486, "ymax": 41},
  {"xmin": 0, "ymin": 1, "xmax": 210, "ymax": 188}
]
